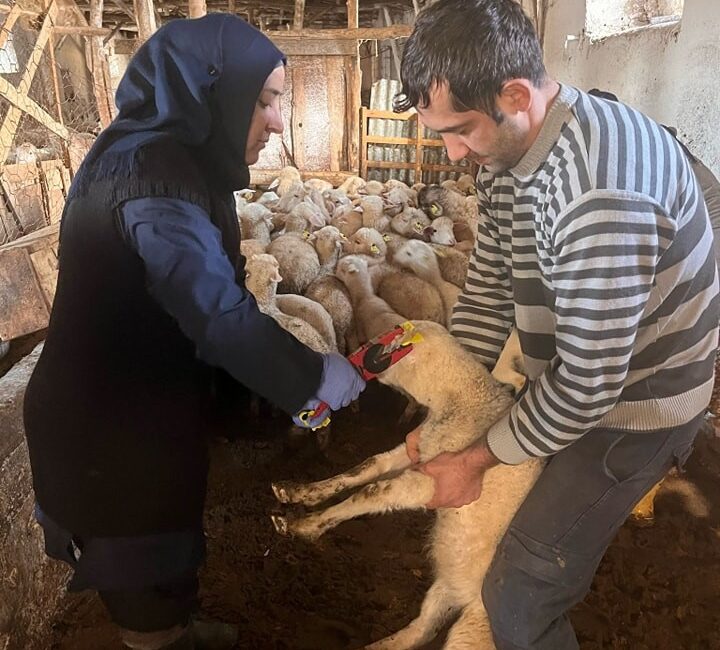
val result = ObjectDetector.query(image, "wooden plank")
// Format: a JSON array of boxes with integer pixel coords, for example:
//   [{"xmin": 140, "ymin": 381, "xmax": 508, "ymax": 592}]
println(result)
[
  {"xmin": 53, "ymin": 25, "xmax": 109, "ymax": 36},
  {"xmin": 0, "ymin": 76, "xmax": 69, "ymax": 140},
  {"xmin": 30, "ymin": 245, "xmax": 59, "ymax": 309},
  {"xmin": 0, "ymin": 248, "xmax": 50, "ymax": 341},
  {"xmin": 325, "ymin": 57, "xmax": 343, "ymax": 172},
  {"xmin": 0, "ymin": 222, "xmax": 59, "ymax": 253},
  {"xmin": 364, "ymin": 160, "xmax": 470, "ymax": 173},
  {"xmin": 414, "ymin": 113, "xmax": 422, "ymax": 184},
  {"xmin": 265, "ymin": 25, "xmax": 413, "ymax": 40},
  {"xmin": 0, "ymin": 4, "xmax": 22, "ymax": 50},
  {"xmin": 363, "ymin": 108, "xmax": 415, "ymax": 120},
  {"xmin": 39, "ymin": 160, "xmax": 66, "ymax": 225},
  {"xmin": 89, "ymin": 0, "xmax": 113, "ymax": 127},
  {"xmin": 364, "ymin": 134, "xmax": 448, "ymax": 147},
  {"xmin": 289, "ymin": 64, "xmax": 306, "ymax": 169},
  {"xmin": 132, "ymin": 0, "xmax": 156, "ymax": 43},
  {"xmin": 347, "ymin": 0, "xmax": 358, "ymax": 29},
  {"xmin": 346, "ymin": 42, "xmax": 361, "ymax": 174},
  {"xmin": 272, "ymin": 37, "xmax": 356, "ymax": 56},
  {"xmin": 292, "ymin": 0, "xmax": 304, "ymax": 30},
  {"xmin": 1, "ymin": 164, "xmax": 47, "ymax": 235},
  {"xmin": 0, "ymin": 0, "xmax": 59, "ymax": 162},
  {"xmin": 360, "ymin": 107, "xmax": 367, "ymax": 179},
  {"xmin": 382, "ymin": 7, "xmax": 401, "ymax": 80},
  {"xmin": 227, "ymin": 0, "xmax": 235, "ymax": 13}
]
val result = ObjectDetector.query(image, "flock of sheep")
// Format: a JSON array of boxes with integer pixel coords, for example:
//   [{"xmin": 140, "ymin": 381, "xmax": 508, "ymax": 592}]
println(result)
[{"xmin": 235, "ymin": 167, "xmax": 536, "ymax": 649}]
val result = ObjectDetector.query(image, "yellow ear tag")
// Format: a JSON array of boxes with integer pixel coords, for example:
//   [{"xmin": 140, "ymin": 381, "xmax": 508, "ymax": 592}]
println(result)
[
  {"xmin": 370, "ymin": 244, "xmax": 380, "ymax": 254},
  {"xmin": 430, "ymin": 204, "xmax": 441, "ymax": 216},
  {"xmin": 413, "ymin": 222, "xmax": 424, "ymax": 233},
  {"xmin": 340, "ymin": 233, "xmax": 348, "ymax": 240},
  {"xmin": 303, "ymin": 230, "xmax": 311, "ymax": 239},
  {"xmin": 383, "ymin": 234, "xmax": 391, "ymax": 242}
]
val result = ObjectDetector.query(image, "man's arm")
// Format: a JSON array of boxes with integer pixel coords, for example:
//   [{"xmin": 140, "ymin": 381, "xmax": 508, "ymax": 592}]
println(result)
[{"xmin": 450, "ymin": 182, "xmax": 515, "ymax": 369}]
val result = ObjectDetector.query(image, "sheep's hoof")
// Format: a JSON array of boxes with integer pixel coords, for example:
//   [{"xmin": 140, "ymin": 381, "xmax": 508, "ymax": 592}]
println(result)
[
  {"xmin": 271, "ymin": 514, "xmax": 289, "ymax": 536},
  {"xmin": 272, "ymin": 482, "xmax": 291, "ymax": 504}
]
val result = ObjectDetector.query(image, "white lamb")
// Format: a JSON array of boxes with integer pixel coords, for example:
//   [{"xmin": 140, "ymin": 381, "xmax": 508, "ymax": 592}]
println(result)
[
  {"xmin": 271, "ymin": 320, "xmax": 543, "ymax": 649},
  {"xmin": 419, "ymin": 184, "xmax": 479, "ymax": 236},
  {"xmin": 268, "ymin": 166, "xmax": 302, "ymax": 197},
  {"xmin": 357, "ymin": 195, "xmax": 390, "ymax": 232},
  {"xmin": 238, "ymin": 203, "xmax": 273, "ymax": 246},
  {"xmin": 267, "ymin": 226, "xmax": 320, "ymax": 295},
  {"xmin": 393, "ymin": 239, "xmax": 461, "ymax": 328},
  {"xmin": 337, "ymin": 175, "xmax": 367, "ymax": 197},
  {"xmin": 425, "ymin": 216, "xmax": 457, "ymax": 247}
]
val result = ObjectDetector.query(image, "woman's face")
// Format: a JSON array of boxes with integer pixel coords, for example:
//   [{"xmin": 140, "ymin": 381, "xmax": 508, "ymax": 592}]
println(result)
[{"xmin": 245, "ymin": 64, "xmax": 285, "ymax": 165}]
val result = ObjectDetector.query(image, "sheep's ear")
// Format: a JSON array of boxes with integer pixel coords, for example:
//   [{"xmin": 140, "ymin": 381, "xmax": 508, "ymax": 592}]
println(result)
[
  {"xmin": 354, "ymin": 205, "xmax": 364, "ymax": 213},
  {"xmin": 273, "ymin": 270, "xmax": 283, "ymax": 282},
  {"xmin": 268, "ymin": 178, "xmax": 280, "ymax": 190},
  {"xmin": 307, "ymin": 211, "xmax": 326, "ymax": 228},
  {"xmin": 433, "ymin": 246, "xmax": 448, "ymax": 258}
]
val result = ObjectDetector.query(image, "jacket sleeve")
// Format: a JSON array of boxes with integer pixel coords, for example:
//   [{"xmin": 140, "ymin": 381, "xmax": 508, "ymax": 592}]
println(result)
[{"xmin": 119, "ymin": 196, "xmax": 323, "ymax": 415}]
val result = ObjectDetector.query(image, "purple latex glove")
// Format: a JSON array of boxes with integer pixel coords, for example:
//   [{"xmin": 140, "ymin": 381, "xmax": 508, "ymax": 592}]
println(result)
[{"xmin": 292, "ymin": 353, "xmax": 366, "ymax": 428}]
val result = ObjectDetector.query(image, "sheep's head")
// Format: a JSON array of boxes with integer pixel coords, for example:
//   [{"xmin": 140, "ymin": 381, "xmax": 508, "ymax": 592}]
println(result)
[
  {"xmin": 268, "ymin": 166, "xmax": 302, "ymax": 191},
  {"xmin": 336, "ymin": 254, "xmax": 370, "ymax": 285},
  {"xmin": 245, "ymin": 254, "xmax": 282, "ymax": 298},
  {"xmin": 456, "ymin": 173, "xmax": 477, "ymax": 195},
  {"xmin": 311, "ymin": 225, "xmax": 344, "ymax": 262},
  {"xmin": 418, "ymin": 184, "xmax": 449, "ymax": 218},
  {"xmin": 383, "ymin": 186, "xmax": 412, "ymax": 216},
  {"xmin": 276, "ymin": 181, "xmax": 306, "ymax": 212},
  {"xmin": 391, "ymin": 208, "xmax": 431, "ymax": 237},
  {"xmin": 424, "ymin": 217, "xmax": 457, "ymax": 246},
  {"xmin": 393, "ymin": 239, "xmax": 440, "ymax": 276},
  {"xmin": 323, "ymin": 188, "xmax": 351, "ymax": 216},
  {"xmin": 361, "ymin": 180, "xmax": 385, "ymax": 196},
  {"xmin": 348, "ymin": 227, "xmax": 387, "ymax": 258}
]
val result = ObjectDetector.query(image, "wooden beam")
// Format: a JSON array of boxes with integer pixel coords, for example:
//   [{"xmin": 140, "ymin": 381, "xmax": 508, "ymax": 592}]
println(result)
[
  {"xmin": 0, "ymin": 4, "xmax": 23, "ymax": 50},
  {"xmin": 347, "ymin": 0, "xmax": 358, "ymax": 29},
  {"xmin": 265, "ymin": 25, "xmax": 412, "ymax": 40},
  {"xmin": 0, "ymin": 77, "xmax": 69, "ymax": 142},
  {"xmin": 133, "ymin": 0, "xmax": 156, "ymax": 42},
  {"xmin": 53, "ymin": 24, "xmax": 111, "ymax": 36},
  {"xmin": 110, "ymin": 0, "xmax": 135, "ymax": 20},
  {"xmin": 227, "ymin": 0, "xmax": 235, "ymax": 14},
  {"xmin": 292, "ymin": 0, "xmax": 304, "ymax": 30},
  {"xmin": 0, "ymin": 0, "xmax": 59, "ymax": 164},
  {"xmin": 188, "ymin": 0, "xmax": 206, "ymax": 18},
  {"xmin": 382, "ymin": 6, "xmax": 401, "ymax": 79},
  {"xmin": 89, "ymin": 0, "xmax": 113, "ymax": 127}
]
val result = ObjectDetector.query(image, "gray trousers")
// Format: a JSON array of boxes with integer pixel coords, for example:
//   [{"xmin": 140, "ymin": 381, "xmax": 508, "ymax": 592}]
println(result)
[{"xmin": 482, "ymin": 414, "xmax": 703, "ymax": 650}]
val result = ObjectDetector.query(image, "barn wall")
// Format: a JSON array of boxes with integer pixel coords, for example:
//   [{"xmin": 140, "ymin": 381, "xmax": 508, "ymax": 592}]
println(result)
[{"xmin": 544, "ymin": 0, "xmax": 720, "ymax": 175}]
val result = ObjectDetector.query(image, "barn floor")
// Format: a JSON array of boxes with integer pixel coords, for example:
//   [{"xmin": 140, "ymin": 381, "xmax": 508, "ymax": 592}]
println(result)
[{"xmin": 49, "ymin": 382, "xmax": 720, "ymax": 650}]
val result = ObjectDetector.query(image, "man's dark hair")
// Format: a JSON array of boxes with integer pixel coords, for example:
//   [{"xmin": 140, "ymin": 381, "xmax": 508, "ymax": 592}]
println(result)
[{"xmin": 395, "ymin": 0, "xmax": 546, "ymax": 122}]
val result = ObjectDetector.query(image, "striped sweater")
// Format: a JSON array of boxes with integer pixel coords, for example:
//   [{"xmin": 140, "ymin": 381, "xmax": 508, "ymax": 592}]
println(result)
[{"xmin": 451, "ymin": 84, "xmax": 719, "ymax": 465}]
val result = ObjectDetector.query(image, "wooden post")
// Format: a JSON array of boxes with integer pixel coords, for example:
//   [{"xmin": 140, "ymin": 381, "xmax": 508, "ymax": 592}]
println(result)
[
  {"xmin": 359, "ymin": 107, "xmax": 367, "ymax": 179},
  {"xmin": 133, "ymin": 0, "xmax": 156, "ymax": 42},
  {"xmin": 414, "ymin": 114, "xmax": 422, "ymax": 184},
  {"xmin": 347, "ymin": 0, "xmax": 358, "ymax": 29},
  {"xmin": 188, "ymin": 0, "xmax": 206, "ymax": 19},
  {"xmin": 88, "ymin": 0, "xmax": 113, "ymax": 127},
  {"xmin": 382, "ymin": 7, "xmax": 401, "ymax": 80},
  {"xmin": 292, "ymin": 0, "xmax": 304, "ymax": 30},
  {"xmin": 346, "ymin": 42, "xmax": 361, "ymax": 175},
  {"xmin": 227, "ymin": 0, "xmax": 235, "ymax": 15}
]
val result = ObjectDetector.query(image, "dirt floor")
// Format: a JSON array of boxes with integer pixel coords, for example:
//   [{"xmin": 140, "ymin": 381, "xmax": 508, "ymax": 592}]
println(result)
[{"xmin": 49, "ymin": 382, "xmax": 720, "ymax": 650}]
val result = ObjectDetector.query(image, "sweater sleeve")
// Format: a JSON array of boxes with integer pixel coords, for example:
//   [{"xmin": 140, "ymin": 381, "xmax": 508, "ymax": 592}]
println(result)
[
  {"xmin": 487, "ymin": 190, "xmax": 675, "ymax": 464},
  {"xmin": 450, "ymin": 182, "xmax": 515, "ymax": 369},
  {"xmin": 119, "ymin": 197, "xmax": 323, "ymax": 415}
]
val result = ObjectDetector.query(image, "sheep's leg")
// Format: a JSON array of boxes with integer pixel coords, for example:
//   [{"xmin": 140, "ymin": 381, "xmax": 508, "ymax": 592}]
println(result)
[
  {"xmin": 272, "ymin": 442, "xmax": 413, "ymax": 507},
  {"xmin": 272, "ymin": 468, "xmax": 434, "ymax": 540},
  {"xmin": 443, "ymin": 598, "xmax": 494, "ymax": 650},
  {"xmin": 364, "ymin": 580, "xmax": 459, "ymax": 650}
]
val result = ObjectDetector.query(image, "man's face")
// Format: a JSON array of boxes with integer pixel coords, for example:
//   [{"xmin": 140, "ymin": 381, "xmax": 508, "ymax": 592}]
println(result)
[
  {"xmin": 417, "ymin": 82, "xmax": 529, "ymax": 174},
  {"xmin": 245, "ymin": 65, "xmax": 285, "ymax": 165}
]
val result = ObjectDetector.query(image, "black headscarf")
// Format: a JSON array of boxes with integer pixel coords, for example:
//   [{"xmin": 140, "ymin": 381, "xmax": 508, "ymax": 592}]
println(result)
[{"xmin": 71, "ymin": 14, "xmax": 285, "ymax": 196}]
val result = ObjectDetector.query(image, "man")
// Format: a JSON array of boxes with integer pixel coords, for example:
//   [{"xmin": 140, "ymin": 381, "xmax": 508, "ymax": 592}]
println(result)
[{"xmin": 398, "ymin": 1, "xmax": 719, "ymax": 648}]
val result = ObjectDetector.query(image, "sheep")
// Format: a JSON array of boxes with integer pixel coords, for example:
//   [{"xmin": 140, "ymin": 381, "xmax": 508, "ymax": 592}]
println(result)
[
  {"xmin": 271, "ymin": 320, "xmax": 543, "ymax": 650},
  {"xmin": 357, "ymin": 195, "xmax": 390, "ymax": 232},
  {"xmin": 268, "ymin": 166, "xmax": 302, "ymax": 197},
  {"xmin": 275, "ymin": 293, "xmax": 337, "ymax": 351},
  {"xmin": 456, "ymin": 173, "xmax": 477, "ymax": 196},
  {"xmin": 256, "ymin": 190, "xmax": 280, "ymax": 208},
  {"xmin": 440, "ymin": 179, "xmax": 459, "ymax": 193},
  {"xmin": 393, "ymin": 239, "xmax": 461, "ymax": 328},
  {"xmin": 305, "ymin": 226, "xmax": 356, "ymax": 354},
  {"xmin": 344, "ymin": 227, "xmax": 387, "ymax": 260},
  {"xmin": 304, "ymin": 178, "xmax": 334, "ymax": 194},
  {"xmin": 419, "ymin": 184, "xmax": 479, "ymax": 236},
  {"xmin": 275, "ymin": 181, "xmax": 306, "ymax": 213},
  {"xmin": 334, "ymin": 255, "xmax": 406, "ymax": 342},
  {"xmin": 267, "ymin": 227, "xmax": 320, "ymax": 295},
  {"xmin": 424, "ymin": 216, "xmax": 457, "ymax": 247},
  {"xmin": 323, "ymin": 188, "xmax": 352, "ymax": 217},
  {"xmin": 337, "ymin": 175, "xmax": 366, "ymax": 197},
  {"xmin": 411, "ymin": 182, "xmax": 426, "ymax": 194},
  {"xmin": 240, "ymin": 239, "xmax": 267, "ymax": 259},
  {"xmin": 330, "ymin": 202, "xmax": 364, "ymax": 238},
  {"xmin": 238, "ymin": 203, "xmax": 273, "ymax": 246},
  {"xmin": 384, "ymin": 185, "xmax": 418, "ymax": 217},
  {"xmin": 244, "ymin": 254, "xmax": 330, "ymax": 354},
  {"xmin": 390, "ymin": 208, "xmax": 431, "ymax": 239},
  {"xmin": 361, "ymin": 179, "xmax": 385, "ymax": 196},
  {"xmin": 431, "ymin": 244, "xmax": 470, "ymax": 288}
]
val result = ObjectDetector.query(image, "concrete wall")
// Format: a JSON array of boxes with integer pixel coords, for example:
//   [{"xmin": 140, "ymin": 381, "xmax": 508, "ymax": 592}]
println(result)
[
  {"xmin": 544, "ymin": 0, "xmax": 720, "ymax": 176},
  {"xmin": 0, "ymin": 344, "xmax": 70, "ymax": 650}
]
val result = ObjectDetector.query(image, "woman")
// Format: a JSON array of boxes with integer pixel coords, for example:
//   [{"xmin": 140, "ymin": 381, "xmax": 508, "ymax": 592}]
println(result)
[{"xmin": 23, "ymin": 15, "xmax": 363, "ymax": 650}]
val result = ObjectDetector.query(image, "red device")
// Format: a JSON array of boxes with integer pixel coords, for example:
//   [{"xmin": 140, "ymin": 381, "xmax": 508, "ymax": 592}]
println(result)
[{"xmin": 298, "ymin": 321, "xmax": 422, "ymax": 429}]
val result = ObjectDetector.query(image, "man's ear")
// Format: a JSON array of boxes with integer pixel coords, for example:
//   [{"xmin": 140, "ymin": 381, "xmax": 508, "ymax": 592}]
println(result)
[{"xmin": 498, "ymin": 79, "xmax": 533, "ymax": 114}]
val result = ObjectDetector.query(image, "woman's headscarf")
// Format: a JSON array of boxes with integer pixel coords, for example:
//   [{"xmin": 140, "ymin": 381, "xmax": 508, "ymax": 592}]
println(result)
[{"xmin": 71, "ymin": 14, "xmax": 285, "ymax": 195}]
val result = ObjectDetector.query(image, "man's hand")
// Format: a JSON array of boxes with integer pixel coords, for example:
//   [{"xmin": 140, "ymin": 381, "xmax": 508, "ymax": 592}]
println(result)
[
  {"xmin": 416, "ymin": 438, "xmax": 499, "ymax": 509},
  {"xmin": 405, "ymin": 427, "xmax": 422, "ymax": 464}
]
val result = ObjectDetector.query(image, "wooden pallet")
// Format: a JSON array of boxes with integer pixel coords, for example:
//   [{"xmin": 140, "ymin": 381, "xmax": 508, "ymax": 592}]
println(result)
[{"xmin": 0, "ymin": 223, "xmax": 59, "ymax": 342}]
